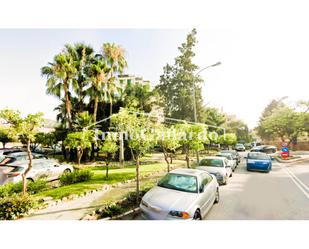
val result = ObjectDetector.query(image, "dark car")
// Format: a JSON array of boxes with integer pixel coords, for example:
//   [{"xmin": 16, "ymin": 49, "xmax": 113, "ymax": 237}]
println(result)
[
  {"xmin": 220, "ymin": 150, "xmax": 240, "ymax": 165},
  {"xmin": 250, "ymin": 145, "xmax": 277, "ymax": 154}
]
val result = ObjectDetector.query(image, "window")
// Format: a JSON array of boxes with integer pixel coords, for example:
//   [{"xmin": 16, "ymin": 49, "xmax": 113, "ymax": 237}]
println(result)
[
  {"xmin": 199, "ymin": 159, "xmax": 223, "ymax": 167},
  {"xmin": 158, "ymin": 173, "xmax": 198, "ymax": 193}
]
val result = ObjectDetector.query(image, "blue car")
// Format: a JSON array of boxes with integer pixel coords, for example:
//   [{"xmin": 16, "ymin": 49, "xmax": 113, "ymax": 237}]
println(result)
[{"xmin": 246, "ymin": 152, "xmax": 273, "ymax": 173}]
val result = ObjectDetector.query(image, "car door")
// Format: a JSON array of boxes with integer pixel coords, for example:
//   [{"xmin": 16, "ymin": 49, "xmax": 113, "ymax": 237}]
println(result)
[
  {"xmin": 199, "ymin": 173, "xmax": 215, "ymax": 217},
  {"xmin": 30, "ymin": 160, "xmax": 53, "ymax": 180}
]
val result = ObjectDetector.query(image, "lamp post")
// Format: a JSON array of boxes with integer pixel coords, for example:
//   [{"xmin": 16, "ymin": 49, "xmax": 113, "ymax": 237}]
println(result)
[{"xmin": 193, "ymin": 61, "xmax": 221, "ymax": 164}]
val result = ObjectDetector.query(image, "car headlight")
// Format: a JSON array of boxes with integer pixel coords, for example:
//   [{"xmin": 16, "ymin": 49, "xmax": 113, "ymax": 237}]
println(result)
[{"xmin": 169, "ymin": 210, "xmax": 190, "ymax": 219}]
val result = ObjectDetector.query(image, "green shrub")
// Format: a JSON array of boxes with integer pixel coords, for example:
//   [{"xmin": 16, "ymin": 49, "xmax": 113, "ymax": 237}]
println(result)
[
  {"xmin": 0, "ymin": 179, "xmax": 49, "ymax": 198},
  {"xmin": 59, "ymin": 169, "xmax": 93, "ymax": 185},
  {"xmin": 0, "ymin": 194, "xmax": 36, "ymax": 220}
]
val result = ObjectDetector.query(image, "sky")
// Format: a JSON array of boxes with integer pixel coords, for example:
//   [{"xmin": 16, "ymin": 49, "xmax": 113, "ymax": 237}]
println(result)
[{"xmin": 0, "ymin": 28, "xmax": 308, "ymax": 129}]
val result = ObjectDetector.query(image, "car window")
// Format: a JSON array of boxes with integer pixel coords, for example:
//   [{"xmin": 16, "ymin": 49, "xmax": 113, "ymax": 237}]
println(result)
[
  {"xmin": 158, "ymin": 173, "xmax": 198, "ymax": 193},
  {"xmin": 199, "ymin": 159, "xmax": 223, "ymax": 167},
  {"xmin": 248, "ymin": 152, "xmax": 270, "ymax": 160}
]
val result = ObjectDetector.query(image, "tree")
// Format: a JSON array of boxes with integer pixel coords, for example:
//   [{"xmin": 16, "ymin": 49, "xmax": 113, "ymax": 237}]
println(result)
[
  {"xmin": 41, "ymin": 51, "xmax": 77, "ymax": 129},
  {"xmin": 99, "ymin": 132, "xmax": 119, "ymax": 178},
  {"xmin": 102, "ymin": 43, "xmax": 127, "ymax": 116},
  {"xmin": 66, "ymin": 43, "xmax": 94, "ymax": 113},
  {"xmin": 0, "ymin": 126, "xmax": 14, "ymax": 148},
  {"xmin": 157, "ymin": 126, "xmax": 181, "ymax": 172},
  {"xmin": 64, "ymin": 130, "xmax": 93, "ymax": 166},
  {"xmin": 85, "ymin": 55, "xmax": 108, "ymax": 123},
  {"xmin": 156, "ymin": 29, "xmax": 204, "ymax": 121},
  {"xmin": 121, "ymin": 82, "xmax": 159, "ymax": 113},
  {"xmin": 111, "ymin": 108, "xmax": 155, "ymax": 199},
  {"xmin": 176, "ymin": 123, "xmax": 208, "ymax": 168},
  {"xmin": 218, "ymin": 133, "xmax": 237, "ymax": 149},
  {"xmin": 0, "ymin": 109, "xmax": 44, "ymax": 194},
  {"xmin": 257, "ymin": 106, "xmax": 307, "ymax": 145},
  {"xmin": 202, "ymin": 107, "xmax": 226, "ymax": 128}
]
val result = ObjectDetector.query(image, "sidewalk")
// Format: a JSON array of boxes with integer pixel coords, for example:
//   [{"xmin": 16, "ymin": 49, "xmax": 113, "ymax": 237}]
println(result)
[{"xmin": 22, "ymin": 160, "xmax": 185, "ymax": 220}]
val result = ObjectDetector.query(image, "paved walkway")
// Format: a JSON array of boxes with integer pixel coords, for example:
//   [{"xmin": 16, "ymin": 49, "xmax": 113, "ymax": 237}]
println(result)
[{"xmin": 22, "ymin": 189, "xmax": 110, "ymax": 220}]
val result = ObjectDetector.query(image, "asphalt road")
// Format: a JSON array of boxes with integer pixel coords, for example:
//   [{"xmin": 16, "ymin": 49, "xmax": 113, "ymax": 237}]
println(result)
[{"xmin": 124, "ymin": 152, "xmax": 309, "ymax": 220}]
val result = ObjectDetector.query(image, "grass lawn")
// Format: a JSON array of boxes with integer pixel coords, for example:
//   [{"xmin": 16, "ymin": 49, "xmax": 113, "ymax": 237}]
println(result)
[{"xmin": 34, "ymin": 161, "xmax": 174, "ymax": 200}]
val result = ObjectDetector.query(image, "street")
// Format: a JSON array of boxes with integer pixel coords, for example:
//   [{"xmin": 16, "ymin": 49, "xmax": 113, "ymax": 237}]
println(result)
[{"xmin": 123, "ymin": 152, "xmax": 309, "ymax": 220}]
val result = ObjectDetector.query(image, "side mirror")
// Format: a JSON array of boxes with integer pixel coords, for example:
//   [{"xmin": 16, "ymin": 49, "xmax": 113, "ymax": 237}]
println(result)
[
  {"xmin": 199, "ymin": 185, "xmax": 205, "ymax": 193},
  {"xmin": 244, "ymin": 156, "xmax": 247, "ymax": 159}
]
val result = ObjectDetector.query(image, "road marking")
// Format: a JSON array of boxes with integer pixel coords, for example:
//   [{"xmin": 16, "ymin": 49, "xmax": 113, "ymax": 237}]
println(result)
[{"xmin": 276, "ymin": 163, "xmax": 309, "ymax": 200}]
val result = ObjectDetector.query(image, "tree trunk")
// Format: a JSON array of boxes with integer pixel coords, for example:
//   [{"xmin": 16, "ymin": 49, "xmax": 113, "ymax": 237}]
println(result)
[
  {"xmin": 119, "ymin": 132, "xmax": 124, "ymax": 168},
  {"xmin": 77, "ymin": 149, "xmax": 83, "ymax": 166},
  {"xmin": 63, "ymin": 79, "xmax": 72, "ymax": 129},
  {"xmin": 106, "ymin": 162, "xmax": 109, "ymax": 178},
  {"xmin": 22, "ymin": 139, "xmax": 33, "ymax": 195},
  {"xmin": 109, "ymin": 93, "xmax": 113, "ymax": 117},
  {"xmin": 93, "ymin": 96, "xmax": 99, "ymax": 123},
  {"xmin": 162, "ymin": 148, "xmax": 170, "ymax": 172},
  {"xmin": 185, "ymin": 147, "xmax": 190, "ymax": 168},
  {"xmin": 136, "ymin": 156, "xmax": 140, "ymax": 203}
]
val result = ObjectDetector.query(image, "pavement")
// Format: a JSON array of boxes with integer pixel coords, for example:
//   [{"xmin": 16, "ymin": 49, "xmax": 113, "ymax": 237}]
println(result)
[{"xmin": 123, "ymin": 151, "xmax": 309, "ymax": 220}]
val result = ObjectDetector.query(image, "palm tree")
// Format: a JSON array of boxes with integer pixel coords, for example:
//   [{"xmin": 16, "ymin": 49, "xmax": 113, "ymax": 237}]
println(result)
[
  {"xmin": 65, "ymin": 43, "xmax": 94, "ymax": 113},
  {"xmin": 41, "ymin": 52, "xmax": 77, "ymax": 129},
  {"xmin": 85, "ymin": 55, "xmax": 108, "ymax": 123},
  {"xmin": 102, "ymin": 43, "xmax": 127, "ymax": 116}
]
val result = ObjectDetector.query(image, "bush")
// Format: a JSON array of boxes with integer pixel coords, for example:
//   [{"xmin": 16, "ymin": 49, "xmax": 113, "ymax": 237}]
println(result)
[
  {"xmin": 0, "ymin": 179, "xmax": 49, "ymax": 198},
  {"xmin": 59, "ymin": 169, "xmax": 93, "ymax": 185},
  {"xmin": 0, "ymin": 194, "xmax": 36, "ymax": 220}
]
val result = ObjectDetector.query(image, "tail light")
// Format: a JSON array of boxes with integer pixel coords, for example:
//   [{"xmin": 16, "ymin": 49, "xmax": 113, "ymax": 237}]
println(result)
[{"xmin": 8, "ymin": 172, "xmax": 21, "ymax": 177}]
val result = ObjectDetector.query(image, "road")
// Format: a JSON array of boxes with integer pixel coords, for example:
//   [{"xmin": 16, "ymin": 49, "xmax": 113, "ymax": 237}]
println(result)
[{"xmin": 123, "ymin": 152, "xmax": 309, "ymax": 220}]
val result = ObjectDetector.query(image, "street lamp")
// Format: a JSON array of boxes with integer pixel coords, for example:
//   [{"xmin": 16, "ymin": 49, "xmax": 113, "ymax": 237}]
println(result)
[
  {"xmin": 193, "ymin": 62, "xmax": 221, "ymax": 123},
  {"xmin": 192, "ymin": 61, "xmax": 221, "ymax": 164}
]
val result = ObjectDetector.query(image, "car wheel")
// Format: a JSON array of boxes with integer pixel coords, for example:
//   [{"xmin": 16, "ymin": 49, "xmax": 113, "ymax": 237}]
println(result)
[
  {"xmin": 64, "ymin": 168, "xmax": 71, "ymax": 173},
  {"xmin": 193, "ymin": 210, "xmax": 202, "ymax": 220},
  {"xmin": 214, "ymin": 188, "xmax": 220, "ymax": 204}
]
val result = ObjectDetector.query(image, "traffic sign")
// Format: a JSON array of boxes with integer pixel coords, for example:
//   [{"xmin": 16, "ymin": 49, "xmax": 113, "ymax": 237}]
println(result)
[
  {"xmin": 281, "ymin": 142, "xmax": 288, "ymax": 147},
  {"xmin": 281, "ymin": 151, "xmax": 289, "ymax": 158},
  {"xmin": 281, "ymin": 147, "xmax": 289, "ymax": 152}
]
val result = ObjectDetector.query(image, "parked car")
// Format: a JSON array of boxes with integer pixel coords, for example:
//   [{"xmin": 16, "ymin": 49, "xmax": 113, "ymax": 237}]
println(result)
[
  {"xmin": 245, "ymin": 152, "xmax": 273, "ymax": 173},
  {"xmin": 244, "ymin": 143, "xmax": 252, "ymax": 150},
  {"xmin": 140, "ymin": 168, "xmax": 219, "ymax": 220},
  {"xmin": 220, "ymin": 150, "xmax": 240, "ymax": 165},
  {"xmin": 250, "ymin": 145, "xmax": 277, "ymax": 154},
  {"xmin": 216, "ymin": 152, "xmax": 237, "ymax": 171},
  {"xmin": 235, "ymin": 143, "xmax": 246, "ymax": 151},
  {"xmin": 0, "ymin": 152, "xmax": 47, "ymax": 166},
  {"xmin": 197, "ymin": 156, "xmax": 232, "ymax": 185},
  {"xmin": 0, "ymin": 159, "xmax": 73, "ymax": 185}
]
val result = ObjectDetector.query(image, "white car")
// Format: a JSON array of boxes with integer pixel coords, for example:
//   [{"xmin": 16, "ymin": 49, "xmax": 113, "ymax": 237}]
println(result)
[
  {"xmin": 140, "ymin": 168, "xmax": 219, "ymax": 220},
  {"xmin": 216, "ymin": 153, "xmax": 237, "ymax": 171},
  {"xmin": 0, "ymin": 159, "xmax": 73, "ymax": 185},
  {"xmin": 197, "ymin": 156, "xmax": 232, "ymax": 185}
]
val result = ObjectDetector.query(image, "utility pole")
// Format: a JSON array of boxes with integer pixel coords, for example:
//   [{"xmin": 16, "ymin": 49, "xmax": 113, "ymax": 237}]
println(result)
[{"xmin": 193, "ymin": 62, "xmax": 221, "ymax": 165}]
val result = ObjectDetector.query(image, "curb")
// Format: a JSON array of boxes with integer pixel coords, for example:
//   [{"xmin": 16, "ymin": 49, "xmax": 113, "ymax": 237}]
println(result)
[
  {"xmin": 102, "ymin": 207, "xmax": 141, "ymax": 221},
  {"xmin": 275, "ymin": 156, "xmax": 309, "ymax": 164}
]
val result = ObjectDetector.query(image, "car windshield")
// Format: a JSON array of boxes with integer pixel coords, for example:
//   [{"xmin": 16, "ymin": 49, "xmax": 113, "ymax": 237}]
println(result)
[
  {"xmin": 248, "ymin": 153, "xmax": 270, "ymax": 160},
  {"xmin": 216, "ymin": 154, "xmax": 233, "ymax": 160},
  {"xmin": 221, "ymin": 150, "xmax": 236, "ymax": 156},
  {"xmin": 199, "ymin": 158, "xmax": 224, "ymax": 167},
  {"xmin": 158, "ymin": 173, "xmax": 198, "ymax": 193}
]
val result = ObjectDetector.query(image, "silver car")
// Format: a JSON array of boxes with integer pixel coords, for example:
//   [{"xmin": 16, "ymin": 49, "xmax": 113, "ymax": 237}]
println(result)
[
  {"xmin": 140, "ymin": 168, "xmax": 219, "ymax": 220},
  {"xmin": 0, "ymin": 159, "xmax": 73, "ymax": 185},
  {"xmin": 216, "ymin": 153, "xmax": 237, "ymax": 171},
  {"xmin": 197, "ymin": 156, "xmax": 232, "ymax": 185}
]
